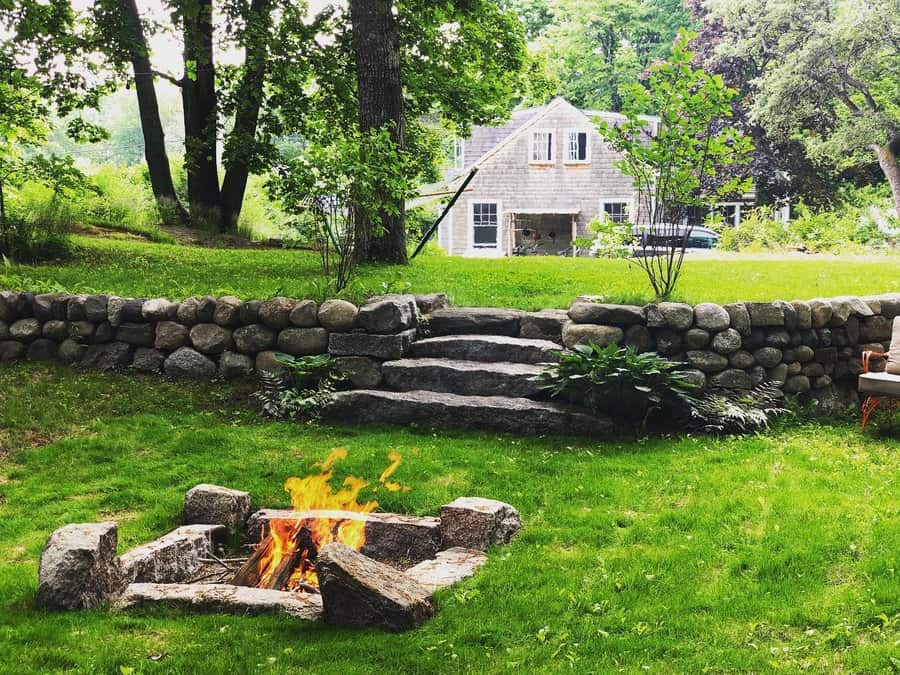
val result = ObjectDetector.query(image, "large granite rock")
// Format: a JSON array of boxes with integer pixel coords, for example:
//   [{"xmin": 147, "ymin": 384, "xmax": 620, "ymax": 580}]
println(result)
[
  {"xmin": 685, "ymin": 350, "xmax": 729, "ymax": 373},
  {"xmin": 568, "ymin": 302, "xmax": 644, "ymax": 325},
  {"xmin": 133, "ymin": 347, "xmax": 166, "ymax": 373},
  {"xmin": 334, "ymin": 356, "xmax": 383, "ymax": 388},
  {"xmin": 26, "ymin": 338, "xmax": 58, "ymax": 361},
  {"xmin": 711, "ymin": 328, "xmax": 742, "ymax": 354},
  {"xmin": 658, "ymin": 302, "xmax": 694, "ymax": 331},
  {"xmin": 233, "ymin": 324, "xmax": 276, "ymax": 353},
  {"xmin": 288, "ymin": 300, "xmax": 318, "ymax": 327},
  {"xmin": 41, "ymin": 320, "xmax": 68, "ymax": 342},
  {"xmin": 183, "ymin": 484, "xmax": 251, "ymax": 529},
  {"xmin": 155, "ymin": 321, "xmax": 190, "ymax": 351},
  {"xmin": 404, "ymin": 547, "xmax": 488, "ymax": 594},
  {"xmin": 36, "ymin": 522, "xmax": 125, "ymax": 610},
  {"xmin": 116, "ymin": 322, "xmax": 155, "ymax": 347},
  {"xmin": 119, "ymin": 524, "xmax": 225, "ymax": 584},
  {"xmin": 218, "ymin": 351, "xmax": 254, "ymax": 379},
  {"xmin": 693, "ymin": 303, "xmax": 730, "ymax": 332},
  {"xmin": 519, "ymin": 309, "xmax": 569, "ymax": 343},
  {"xmin": 328, "ymin": 329, "xmax": 416, "ymax": 360},
  {"xmin": 190, "ymin": 323, "xmax": 232, "ymax": 355},
  {"xmin": 80, "ymin": 342, "xmax": 133, "ymax": 370},
  {"xmin": 746, "ymin": 302, "xmax": 785, "ymax": 327},
  {"xmin": 723, "ymin": 303, "xmax": 751, "ymax": 336},
  {"xmin": 359, "ymin": 295, "xmax": 418, "ymax": 334},
  {"xmin": 561, "ymin": 323, "xmax": 623, "ymax": 349},
  {"xmin": 277, "ymin": 327, "xmax": 329, "ymax": 355},
  {"xmin": 440, "ymin": 497, "xmax": 522, "ymax": 551},
  {"xmin": 0, "ymin": 340, "xmax": 25, "ymax": 362},
  {"xmin": 317, "ymin": 300, "xmax": 358, "ymax": 331},
  {"xmin": 316, "ymin": 542, "xmax": 436, "ymax": 631},
  {"xmin": 10, "ymin": 318, "xmax": 41, "ymax": 342},
  {"xmin": 142, "ymin": 298, "xmax": 176, "ymax": 322},
  {"xmin": 163, "ymin": 347, "xmax": 217, "ymax": 379},
  {"xmin": 259, "ymin": 297, "xmax": 296, "ymax": 329},
  {"xmin": 213, "ymin": 296, "xmax": 243, "ymax": 327},
  {"xmin": 425, "ymin": 307, "xmax": 523, "ymax": 337}
]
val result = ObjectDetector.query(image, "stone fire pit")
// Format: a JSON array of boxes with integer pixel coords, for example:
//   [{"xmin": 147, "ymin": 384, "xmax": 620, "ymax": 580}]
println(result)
[{"xmin": 35, "ymin": 485, "xmax": 521, "ymax": 631}]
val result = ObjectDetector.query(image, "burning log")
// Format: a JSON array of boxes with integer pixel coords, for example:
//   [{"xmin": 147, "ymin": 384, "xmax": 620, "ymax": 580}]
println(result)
[
  {"xmin": 231, "ymin": 525, "xmax": 319, "ymax": 592},
  {"xmin": 230, "ymin": 537, "xmax": 274, "ymax": 588}
]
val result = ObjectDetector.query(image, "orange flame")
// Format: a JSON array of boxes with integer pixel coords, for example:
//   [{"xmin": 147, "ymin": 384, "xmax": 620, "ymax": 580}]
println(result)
[{"xmin": 254, "ymin": 449, "xmax": 405, "ymax": 592}]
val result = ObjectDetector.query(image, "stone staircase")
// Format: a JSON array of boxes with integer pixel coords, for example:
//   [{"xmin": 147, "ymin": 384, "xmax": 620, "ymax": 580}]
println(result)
[{"xmin": 325, "ymin": 308, "xmax": 612, "ymax": 436}]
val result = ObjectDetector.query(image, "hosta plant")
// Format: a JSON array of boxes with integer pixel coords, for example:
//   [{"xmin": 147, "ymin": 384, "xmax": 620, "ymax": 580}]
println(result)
[{"xmin": 253, "ymin": 353, "xmax": 348, "ymax": 419}]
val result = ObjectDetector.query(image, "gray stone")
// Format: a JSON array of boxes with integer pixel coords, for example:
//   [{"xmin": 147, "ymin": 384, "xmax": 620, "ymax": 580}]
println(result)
[
  {"xmin": 255, "ymin": 350, "xmax": 284, "ymax": 373},
  {"xmin": 809, "ymin": 300, "xmax": 833, "ymax": 328},
  {"xmin": 94, "ymin": 321, "xmax": 115, "ymax": 344},
  {"xmin": 117, "ymin": 322, "xmax": 155, "ymax": 347},
  {"xmin": 812, "ymin": 375, "xmax": 832, "ymax": 389},
  {"xmin": 328, "ymin": 329, "xmax": 417, "ymax": 360},
  {"xmin": 724, "ymin": 303, "xmax": 751, "ymax": 336},
  {"xmin": 520, "ymin": 309, "xmax": 569, "ymax": 343},
  {"xmin": 163, "ymin": 347, "xmax": 216, "ymax": 379},
  {"xmin": 860, "ymin": 316, "xmax": 893, "ymax": 342},
  {"xmin": 686, "ymin": 350, "xmax": 729, "ymax": 372},
  {"xmin": 708, "ymin": 368, "xmax": 752, "ymax": 389},
  {"xmin": 783, "ymin": 375, "xmax": 811, "ymax": 394},
  {"xmin": 383, "ymin": 358, "xmax": 543, "ymax": 399},
  {"xmin": 643, "ymin": 304, "xmax": 666, "ymax": 328},
  {"xmin": 694, "ymin": 303, "xmax": 730, "ymax": 331},
  {"xmin": 561, "ymin": 323, "xmax": 623, "ymax": 349},
  {"xmin": 845, "ymin": 317, "xmax": 860, "ymax": 345},
  {"xmin": 684, "ymin": 328, "xmax": 710, "ymax": 350},
  {"xmin": 791, "ymin": 301, "xmax": 813, "ymax": 329},
  {"xmin": 10, "ymin": 318, "xmax": 41, "ymax": 342},
  {"xmin": 58, "ymin": 339, "xmax": 85, "ymax": 364},
  {"xmin": 746, "ymin": 302, "xmax": 784, "ymax": 327},
  {"xmin": 359, "ymin": 296, "xmax": 417, "ymax": 334},
  {"xmin": 42, "ymin": 320, "xmax": 68, "ymax": 341},
  {"xmin": 317, "ymin": 299, "xmax": 359, "ymax": 331},
  {"xmin": 233, "ymin": 324, "xmax": 276, "ymax": 353},
  {"xmin": 404, "ymin": 547, "xmax": 488, "ymax": 594},
  {"xmin": 786, "ymin": 361, "xmax": 802, "ymax": 376},
  {"xmin": 155, "ymin": 321, "xmax": 190, "ymax": 351},
  {"xmin": 80, "ymin": 342, "xmax": 133, "ymax": 370},
  {"xmin": 316, "ymin": 543, "xmax": 435, "ymax": 631},
  {"xmin": 749, "ymin": 366, "xmax": 767, "ymax": 387},
  {"xmin": 239, "ymin": 299, "xmax": 261, "ymax": 325},
  {"xmin": 189, "ymin": 323, "xmax": 232, "ymax": 355},
  {"xmin": 176, "ymin": 297, "xmax": 200, "ymax": 325},
  {"xmin": 658, "ymin": 302, "xmax": 694, "ymax": 330},
  {"xmin": 120, "ymin": 524, "xmax": 225, "ymax": 584},
  {"xmin": 119, "ymin": 298, "xmax": 146, "ymax": 323},
  {"xmin": 440, "ymin": 497, "xmax": 522, "ymax": 551},
  {"xmin": 411, "ymin": 334, "xmax": 560, "ymax": 364},
  {"xmin": 142, "ymin": 298, "xmax": 176, "ymax": 322},
  {"xmin": 765, "ymin": 328, "xmax": 791, "ymax": 348},
  {"xmin": 0, "ymin": 320, "xmax": 7, "ymax": 341},
  {"xmin": 15, "ymin": 292, "xmax": 34, "ymax": 318},
  {"xmin": 653, "ymin": 328, "xmax": 683, "ymax": 355},
  {"xmin": 66, "ymin": 295, "xmax": 88, "ymax": 321},
  {"xmin": 36, "ymin": 522, "xmax": 124, "ymax": 610},
  {"xmin": 106, "ymin": 296, "xmax": 126, "ymax": 327},
  {"xmin": 81, "ymin": 295, "xmax": 108, "ymax": 322},
  {"xmin": 817, "ymin": 328, "xmax": 833, "ymax": 347},
  {"xmin": 27, "ymin": 338, "xmax": 58, "ymax": 361},
  {"xmin": 119, "ymin": 583, "xmax": 323, "ymax": 620},
  {"xmin": 801, "ymin": 362, "xmax": 825, "ymax": 377},
  {"xmin": 0, "ymin": 292, "xmax": 15, "ymax": 322},
  {"xmin": 34, "ymin": 293, "xmax": 68, "ymax": 321},
  {"xmin": 68, "ymin": 320, "xmax": 95, "ymax": 343},
  {"xmin": 742, "ymin": 328, "xmax": 766, "ymax": 350},
  {"xmin": 334, "ymin": 356, "xmax": 383, "ymax": 388},
  {"xmin": 794, "ymin": 345, "xmax": 815, "ymax": 362},
  {"xmin": 679, "ymin": 369, "xmax": 707, "ymax": 389},
  {"xmin": 767, "ymin": 363, "xmax": 789, "ymax": 384},
  {"xmin": 213, "ymin": 296, "xmax": 243, "ymax": 327},
  {"xmin": 729, "ymin": 350, "xmax": 755, "ymax": 369},
  {"xmin": 753, "ymin": 347, "xmax": 783, "ymax": 369},
  {"xmin": 195, "ymin": 296, "xmax": 217, "ymax": 323},
  {"xmin": 288, "ymin": 300, "xmax": 318, "ymax": 327},
  {"xmin": 184, "ymin": 484, "xmax": 251, "ymax": 529},
  {"xmin": 827, "ymin": 298, "xmax": 853, "ymax": 325},
  {"xmin": 568, "ymin": 302, "xmax": 644, "ymax": 325},
  {"xmin": 881, "ymin": 296, "xmax": 900, "ymax": 319},
  {"xmin": 133, "ymin": 347, "xmax": 166, "ymax": 373},
  {"xmin": 624, "ymin": 324, "xmax": 654, "ymax": 353},
  {"xmin": 814, "ymin": 347, "xmax": 838, "ymax": 364},
  {"xmin": 219, "ymin": 351, "xmax": 254, "ymax": 379},
  {"xmin": 425, "ymin": 307, "xmax": 522, "ymax": 337},
  {"xmin": 414, "ymin": 293, "xmax": 450, "ymax": 314},
  {"xmin": 277, "ymin": 327, "xmax": 329, "ymax": 355},
  {"xmin": 776, "ymin": 301, "xmax": 798, "ymax": 330},
  {"xmin": 711, "ymin": 328, "xmax": 742, "ymax": 354}
]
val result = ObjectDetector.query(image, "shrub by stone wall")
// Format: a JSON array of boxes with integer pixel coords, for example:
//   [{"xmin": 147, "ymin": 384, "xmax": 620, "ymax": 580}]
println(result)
[
  {"xmin": 563, "ymin": 294, "xmax": 900, "ymax": 400},
  {"xmin": 0, "ymin": 290, "xmax": 448, "ymax": 386}
]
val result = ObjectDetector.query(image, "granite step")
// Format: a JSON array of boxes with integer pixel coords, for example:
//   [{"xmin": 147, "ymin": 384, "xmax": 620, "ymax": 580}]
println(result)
[
  {"xmin": 410, "ymin": 335, "xmax": 562, "ymax": 364},
  {"xmin": 424, "ymin": 308, "xmax": 526, "ymax": 337},
  {"xmin": 323, "ymin": 389, "xmax": 611, "ymax": 436},
  {"xmin": 382, "ymin": 357, "xmax": 546, "ymax": 398}
]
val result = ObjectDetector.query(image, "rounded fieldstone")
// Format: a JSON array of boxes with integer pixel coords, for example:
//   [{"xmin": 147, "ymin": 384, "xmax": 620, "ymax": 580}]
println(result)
[
  {"xmin": 107, "ymin": 297, "xmax": 126, "ymax": 327},
  {"xmin": 27, "ymin": 338, "xmax": 58, "ymax": 361},
  {"xmin": 119, "ymin": 298, "xmax": 146, "ymax": 323},
  {"xmin": 694, "ymin": 303, "xmax": 730, "ymax": 332},
  {"xmin": 624, "ymin": 324, "xmax": 653, "ymax": 353},
  {"xmin": 58, "ymin": 339, "xmax": 85, "ymax": 364},
  {"xmin": 189, "ymin": 324, "xmax": 232, "ymax": 355},
  {"xmin": 94, "ymin": 321, "xmax": 115, "ymax": 344},
  {"xmin": 765, "ymin": 328, "xmax": 791, "ymax": 348},
  {"xmin": 259, "ymin": 297, "xmax": 296, "ymax": 329},
  {"xmin": 791, "ymin": 301, "xmax": 812, "ymax": 330},
  {"xmin": 42, "ymin": 320, "xmax": 69, "ymax": 342},
  {"xmin": 66, "ymin": 295, "xmax": 88, "ymax": 321},
  {"xmin": 219, "ymin": 351, "xmax": 254, "ymax": 379},
  {"xmin": 817, "ymin": 328, "xmax": 833, "ymax": 347},
  {"xmin": 277, "ymin": 327, "xmax": 329, "ymax": 355},
  {"xmin": 708, "ymin": 368, "xmax": 752, "ymax": 389},
  {"xmin": 163, "ymin": 347, "xmax": 216, "ymax": 379},
  {"xmin": 786, "ymin": 361, "xmax": 802, "ymax": 376},
  {"xmin": 10, "ymin": 318, "xmax": 42, "ymax": 342},
  {"xmin": 233, "ymin": 324, "xmax": 276, "ymax": 354},
  {"xmin": 289, "ymin": 300, "xmax": 319, "ymax": 327},
  {"xmin": 729, "ymin": 350, "xmax": 755, "ymax": 369},
  {"xmin": 658, "ymin": 302, "xmax": 694, "ymax": 330},
  {"xmin": 749, "ymin": 366, "xmax": 766, "ymax": 387},
  {"xmin": 133, "ymin": 347, "xmax": 166, "ymax": 373},
  {"xmin": 318, "ymin": 299, "xmax": 358, "ymax": 331},
  {"xmin": 767, "ymin": 363, "xmax": 789, "ymax": 384},
  {"xmin": 799, "ymin": 329, "xmax": 818, "ymax": 347},
  {"xmin": 742, "ymin": 328, "xmax": 766, "ymax": 350},
  {"xmin": 15, "ymin": 292, "xmax": 35, "ymax": 318},
  {"xmin": 724, "ymin": 303, "xmax": 751, "ymax": 336},
  {"xmin": 176, "ymin": 297, "xmax": 200, "ymax": 325},
  {"xmin": 776, "ymin": 301, "xmax": 798, "ymax": 331},
  {"xmin": 809, "ymin": 300, "xmax": 832, "ymax": 328},
  {"xmin": 746, "ymin": 302, "xmax": 785, "ymax": 327},
  {"xmin": 239, "ymin": 299, "xmax": 261, "ymax": 325},
  {"xmin": 142, "ymin": 298, "xmax": 176, "ymax": 322},
  {"xmin": 711, "ymin": 328, "xmax": 742, "ymax": 354},
  {"xmin": 800, "ymin": 361, "xmax": 825, "ymax": 377},
  {"xmin": 69, "ymin": 320, "xmax": 95, "ymax": 344},
  {"xmin": 684, "ymin": 328, "xmax": 710, "ymax": 349},
  {"xmin": 794, "ymin": 345, "xmax": 814, "ymax": 362},
  {"xmin": 783, "ymin": 375, "xmax": 811, "ymax": 394},
  {"xmin": 213, "ymin": 296, "xmax": 243, "ymax": 327},
  {"xmin": 685, "ymin": 350, "xmax": 729, "ymax": 373},
  {"xmin": 34, "ymin": 293, "xmax": 67, "ymax": 321},
  {"xmin": 561, "ymin": 323, "xmax": 623, "ymax": 349},
  {"xmin": 812, "ymin": 375, "xmax": 832, "ymax": 389},
  {"xmin": 828, "ymin": 298, "xmax": 852, "ymax": 326},
  {"xmin": 643, "ymin": 304, "xmax": 666, "ymax": 328},
  {"xmin": 679, "ymin": 368, "xmax": 707, "ymax": 390},
  {"xmin": 195, "ymin": 296, "xmax": 217, "ymax": 323},
  {"xmin": 155, "ymin": 321, "xmax": 190, "ymax": 351},
  {"xmin": 567, "ymin": 302, "xmax": 644, "ymax": 325},
  {"xmin": 116, "ymin": 322, "xmax": 155, "ymax": 347},
  {"xmin": 753, "ymin": 347, "xmax": 783, "ymax": 369},
  {"xmin": 653, "ymin": 328, "xmax": 683, "ymax": 355},
  {"xmin": 255, "ymin": 350, "xmax": 284, "ymax": 373},
  {"xmin": 0, "ymin": 340, "xmax": 26, "ymax": 361}
]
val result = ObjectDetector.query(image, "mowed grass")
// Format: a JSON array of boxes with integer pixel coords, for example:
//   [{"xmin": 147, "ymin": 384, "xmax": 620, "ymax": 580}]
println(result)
[
  {"xmin": 3, "ymin": 235, "xmax": 899, "ymax": 309},
  {"xmin": 0, "ymin": 363, "xmax": 898, "ymax": 673}
]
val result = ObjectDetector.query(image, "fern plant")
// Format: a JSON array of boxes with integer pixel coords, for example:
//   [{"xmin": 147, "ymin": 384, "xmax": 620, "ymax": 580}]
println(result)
[
  {"xmin": 685, "ymin": 381, "xmax": 788, "ymax": 434},
  {"xmin": 252, "ymin": 353, "xmax": 347, "ymax": 419}
]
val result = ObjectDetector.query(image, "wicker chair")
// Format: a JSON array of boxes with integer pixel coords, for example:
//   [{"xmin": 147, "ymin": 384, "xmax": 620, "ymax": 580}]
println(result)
[{"xmin": 859, "ymin": 316, "xmax": 900, "ymax": 430}]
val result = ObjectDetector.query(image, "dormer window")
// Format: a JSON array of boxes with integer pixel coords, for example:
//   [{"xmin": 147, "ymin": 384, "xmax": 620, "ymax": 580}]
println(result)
[
  {"xmin": 566, "ymin": 130, "xmax": 590, "ymax": 163},
  {"xmin": 530, "ymin": 130, "xmax": 554, "ymax": 163}
]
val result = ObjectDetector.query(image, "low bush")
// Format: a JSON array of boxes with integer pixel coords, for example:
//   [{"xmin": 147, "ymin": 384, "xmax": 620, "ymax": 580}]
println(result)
[{"xmin": 252, "ymin": 353, "xmax": 348, "ymax": 419}]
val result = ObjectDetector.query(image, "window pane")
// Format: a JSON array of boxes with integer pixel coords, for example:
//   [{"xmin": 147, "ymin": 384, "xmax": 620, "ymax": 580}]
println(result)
[
  {"xmin": 603, "ymin": 202, "xmax": 629, "ymax": 223},
  {"xmin": 577, "ymin": 133, "xmax": 587, "ymax": 160},
  {"xmin": 473, "ymin": 227, "xmax": 497, "ymax": 245},
  {"xmin": 532, "ymin": 132, "xmax": 552, "ymax": 161}
]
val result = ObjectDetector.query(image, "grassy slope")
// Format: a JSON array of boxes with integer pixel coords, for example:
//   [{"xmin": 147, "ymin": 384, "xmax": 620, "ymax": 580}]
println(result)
[
  {"xmin": 2, "ymin": 236, "xmax": 899, "ymax": 310},
  {"xmin": 0, "ymin": 364, "xmax": 898, "ymax": 673}
]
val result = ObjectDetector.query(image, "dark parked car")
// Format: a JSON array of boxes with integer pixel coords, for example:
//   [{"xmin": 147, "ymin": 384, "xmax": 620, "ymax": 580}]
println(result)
[{"xmin": 631, "ymin": 224, "xmax": 719, "ymax": 251}]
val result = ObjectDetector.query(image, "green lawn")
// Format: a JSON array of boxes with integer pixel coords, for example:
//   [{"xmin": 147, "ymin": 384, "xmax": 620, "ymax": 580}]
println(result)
[
  {"xmin": 1, "ymin": 363, "xmax": 898, "ymax": 673},
  {"xmin": 3, "ymin": 235, "xmax": 899, "ymax": 309}
]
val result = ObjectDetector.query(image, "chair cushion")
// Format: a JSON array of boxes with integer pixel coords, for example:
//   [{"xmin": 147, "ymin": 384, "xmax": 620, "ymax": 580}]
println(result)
[
  {"xmin": 887, "ymin": 316, "xmax": 900, "ymax": 375},
  {"xmin": 859, "ymin": 371, "xmax": 900, "ymax": 397}
]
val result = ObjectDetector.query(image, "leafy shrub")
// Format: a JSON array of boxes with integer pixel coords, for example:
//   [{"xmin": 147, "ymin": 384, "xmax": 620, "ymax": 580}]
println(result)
[
  {"xmin": 586, "ymin": 215, "xmax": 633, "ymax": 258},
  {"xmin": 252, "ymin": 353, "xmax": 348, "ymax": 419},
  {"xmin": 685, "ymin": 381, "xmax": 788, "ymax": 434}
]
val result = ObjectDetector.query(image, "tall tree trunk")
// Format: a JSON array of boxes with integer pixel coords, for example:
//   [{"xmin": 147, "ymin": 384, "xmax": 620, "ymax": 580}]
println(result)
[
  {"xmin": 349, "ymin": 0, "xmax": 408, "ymax": 264},
  {"xmin": 220, "ymin": 0, "xmax": 272, "ymax": 232},
  {"xmin": 181, "ymin": 0, "xmax": 222, "ymax": 229},
  {"xmin": 876, "ymin": 135, "xmax": 900, "ymax": 218},
  {"xmin": 120, "ymin": 0, "xmax": 187, "ymax": 224}
]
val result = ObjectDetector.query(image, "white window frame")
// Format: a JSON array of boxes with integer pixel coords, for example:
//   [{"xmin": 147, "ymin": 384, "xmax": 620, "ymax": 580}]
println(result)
[
  {"xmin": 453, "ymin": 138, "xmax": 464, "ymax": 170},
  {"xmin": 469, "ymin": 200, "xmax": 502, "ymax": 250},
  {"xmin": 529, "ymin": 128, "xmax": 555, "ymax": 164},
  {"xmin": 564, "ymin": 128, "xmax": 591, "ymax": 164},
  {"xmin": 599, "ymin": 198, "xmax": 633, "ymax": 225}
]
